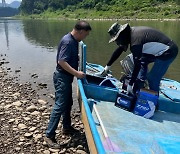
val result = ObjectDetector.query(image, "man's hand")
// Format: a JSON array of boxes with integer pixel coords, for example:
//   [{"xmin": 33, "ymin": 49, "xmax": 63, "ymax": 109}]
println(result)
[
  {"xmin": 127, "ymin": 84, "xmax": 134, "ymax": 95},
  {"xmin": 58, "ymin": 61, "xmax": 86, "ymax": 78},
  {"xmin": 76, "ymin": 71, "xmax": 86, "ymax": 79}
]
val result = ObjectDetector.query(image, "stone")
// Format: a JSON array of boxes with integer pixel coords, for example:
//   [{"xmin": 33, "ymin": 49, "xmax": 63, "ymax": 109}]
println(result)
[
  {"xmin": 13, "ymin": 101, "xmax": 22, "ymax": 107},
  {"xmin": 23, "ymin": 117, "xmax": 31, "ymax": 121},
  {"xmin": 33, "ymin": 134, "xmax": 42, "ymax": 142},
  {"xmin": 38, "ymin": 99, "xmax": 47, "ymax": 105},
  {"xmin": 31, "ymin": 111, "xmax": 40, "ymax": 115},
  {"xmin": 4, "ymin": 104, "xmax": 12, "ymax": 109},
  {"xmin": 0, "ymin": 65, "xmax": 89, "ymax": 153},
  {"xmin": 18, "ymin": 124, "xmax": 27, "ymax": 130},
  {"xmin": 76, "ymin": 150, "xmax": 87, "ymax": 154},
  {"xmin": 29, "ymin": 127, "xmax": 37, "ymax": 132},
  {"xmin": 49, "ymin": 148, "xmax": 60, "ymax": 152},
  {"xmin": 8, "ymin": 119, "xmax": 15, "ymax": 123},
  {"xmin": 26, "ymin": 105, "xmax": 38, "ymax": 112},
  {"xmin": 43, "ymin": 150, "xmax": 50, "ymax": 154},
  {"xmin": 24, "ymin": 132, "xmax": 33, "ymax": 138}
]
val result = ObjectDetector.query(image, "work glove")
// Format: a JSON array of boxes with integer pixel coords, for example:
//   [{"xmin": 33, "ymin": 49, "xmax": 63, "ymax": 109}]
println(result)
[
  {"xmin": 101, "ymin": 65, "xmax": 111, "ymax": 77},
  {"xmin": 127, "ymin": 84, "xmax": 134, "ymax": 95},
  {"xmin": 95, "ymin": 65, "xmax": 111, "ymax": 77}
]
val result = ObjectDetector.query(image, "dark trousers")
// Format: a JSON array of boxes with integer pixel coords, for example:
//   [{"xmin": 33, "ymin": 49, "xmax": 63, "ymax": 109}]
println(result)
[{"xmin": 46, "ymin": 70, "xmax": 73, "ymax": 138}]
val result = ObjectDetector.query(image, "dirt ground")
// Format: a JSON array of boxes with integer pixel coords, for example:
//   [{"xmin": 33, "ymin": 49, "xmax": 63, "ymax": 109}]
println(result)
[{"xmin": 0, "ymin": 53, "xmax": 89, "ymax": 154}]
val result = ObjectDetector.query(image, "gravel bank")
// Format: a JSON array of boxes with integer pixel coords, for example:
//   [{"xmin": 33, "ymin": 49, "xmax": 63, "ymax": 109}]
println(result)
[{"xmin": 0, "ymin": 53, "xmax": 89, "ymax": 154}]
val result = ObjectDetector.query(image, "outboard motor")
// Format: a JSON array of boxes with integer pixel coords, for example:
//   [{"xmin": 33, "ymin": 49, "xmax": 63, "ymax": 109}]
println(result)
[
  {"xmin": 120, "ymin": 54, "xmax": 148, "ymax": 92},
  {"xmin": 120, "ymin": 54, "xmax": 134, "ymax": 90},
  {"xmin": 120, "ymin": 53, "xmax": 134, "ymax": 77}
]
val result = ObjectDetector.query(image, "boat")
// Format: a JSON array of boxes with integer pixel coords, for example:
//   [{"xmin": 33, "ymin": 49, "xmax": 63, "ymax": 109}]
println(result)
[{"xmin": 77, "ymin": 42, "xmax": 180, "ymax": 154}]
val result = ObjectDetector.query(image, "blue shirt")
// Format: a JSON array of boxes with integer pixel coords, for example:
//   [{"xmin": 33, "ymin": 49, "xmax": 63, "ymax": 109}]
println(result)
[{"xmin": 56, "ymin": 33, "xmax": 79, "ymax": 76}]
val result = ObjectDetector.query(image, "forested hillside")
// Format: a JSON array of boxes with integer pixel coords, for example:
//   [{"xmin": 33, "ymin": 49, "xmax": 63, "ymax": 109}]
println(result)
[
  {"xmin": 0, "ymin": 7, "xmax": 19, "ymax": 17},
  {"xmin": 19, "ymin": 0, "xmax": 180, "ymax": 19}
]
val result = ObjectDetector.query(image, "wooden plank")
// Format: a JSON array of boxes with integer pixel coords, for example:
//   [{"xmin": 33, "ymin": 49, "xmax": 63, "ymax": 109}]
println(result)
[{"xmin": 80, "ymin": 99, "xmax": 98, "ymax": 154}]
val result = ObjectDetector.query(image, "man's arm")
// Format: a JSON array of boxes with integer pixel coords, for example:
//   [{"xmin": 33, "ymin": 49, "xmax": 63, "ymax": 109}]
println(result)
[
  {"xmin": 128, "ymin": 45, "xmax": 144, "ymax": 85},
  {"xmin": 58, "ymin": 60, "xmax": 85, "ymax": 79},
  {"xmin": 126, "ymin": 45, "xmax": 143, "ymax": 95},
  {"xmin": 100, "ymin": 45, "xmax": 127, "ymax": 76},
  {"xmin": 99, "ymin": 46, "xmax": 125, "ymax": 77},
  {"xmin": 129, "ymin": 58, "xmax": 141, "ymax": 85},
  {"xmin": 107, "ymin": 45, "xmax": 126, "ymax": 66}
]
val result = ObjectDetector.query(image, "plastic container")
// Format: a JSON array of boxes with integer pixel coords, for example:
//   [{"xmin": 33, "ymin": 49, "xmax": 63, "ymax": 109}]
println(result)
[
  {"xmin": 133, "ymin": 89, "xmax": 158, "ymax": 118},
  {"xmin": 115, "ymin": 91, "xmax": 136, "ymax": 111}
]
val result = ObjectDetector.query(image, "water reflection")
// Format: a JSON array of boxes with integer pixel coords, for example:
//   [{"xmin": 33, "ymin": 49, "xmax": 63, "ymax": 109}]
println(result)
[
  {"xmin": 3, "ymin": 20, "xmax": 9, "ymax": 49},
  {"xmin": 22, "ymin": 20, "xmax": 76, "ymax": 50},
  {"xmin": 0, "ymin": 19, "xmax": 57, "ymax": 94}
]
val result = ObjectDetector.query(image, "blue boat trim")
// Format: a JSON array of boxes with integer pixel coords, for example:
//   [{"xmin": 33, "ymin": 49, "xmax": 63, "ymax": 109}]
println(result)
[{"xmin": 78, "ymin": 79, "xmax": 106, "ymax": 154}]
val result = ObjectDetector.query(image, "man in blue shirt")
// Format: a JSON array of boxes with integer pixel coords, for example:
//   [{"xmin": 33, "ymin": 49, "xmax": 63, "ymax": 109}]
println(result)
[
  {"xmin": 101, "ymin": 22, "xmax": 178, "ymax": 95},
  {"xmin": 45, "ymin": 20, "xmax": 92, "ymax": 149}
]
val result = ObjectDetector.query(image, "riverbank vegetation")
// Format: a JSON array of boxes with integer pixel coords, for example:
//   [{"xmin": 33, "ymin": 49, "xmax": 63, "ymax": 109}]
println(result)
[{"xmin": 19, "ymin": 0, "xmax": 180, "ymax": 19}]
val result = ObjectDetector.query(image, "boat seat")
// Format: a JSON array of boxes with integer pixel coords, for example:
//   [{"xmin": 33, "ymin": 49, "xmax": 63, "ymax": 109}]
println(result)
[{"xmin": 158, "ymin": 78, "xmax": 180, "ymax": 114}]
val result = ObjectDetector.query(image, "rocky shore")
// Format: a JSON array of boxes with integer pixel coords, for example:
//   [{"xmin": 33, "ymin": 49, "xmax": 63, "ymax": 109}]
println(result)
[{"xmin": 0, "ymin": 54, "xmax": 89, "ymax": 154}]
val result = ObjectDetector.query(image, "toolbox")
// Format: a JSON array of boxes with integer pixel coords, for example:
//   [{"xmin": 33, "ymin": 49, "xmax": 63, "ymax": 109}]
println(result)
[{"xmin": 115, "ymin": 91, "xmax": 136, "ymax": 111}]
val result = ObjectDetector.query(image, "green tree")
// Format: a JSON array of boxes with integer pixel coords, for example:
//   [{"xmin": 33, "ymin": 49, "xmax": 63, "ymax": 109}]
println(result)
[
  {"xmin": 20, "ymin": 0, "xmax": 35, "ymax": 14},
  {"xmin": 19, "ymin": 0, "xmax": 179, "ymax": 16},
  {"xmin": 33, "ymin": 1, "xmax": 47, "ymax": 14},
  {"xmin": 48, "ymin": 0, "xmax": 64, "ymax": 10}
]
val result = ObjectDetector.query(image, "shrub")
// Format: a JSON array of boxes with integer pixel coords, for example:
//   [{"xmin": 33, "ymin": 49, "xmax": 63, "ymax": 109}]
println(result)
[{"xmin": 164, "ymin": 10, "xmax": 170, "ymax": 16}]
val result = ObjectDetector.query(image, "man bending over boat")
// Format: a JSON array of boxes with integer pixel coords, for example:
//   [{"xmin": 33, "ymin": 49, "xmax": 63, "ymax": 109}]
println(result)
[
  {"xmin": 100, "ymin": 22, "xmax": 178, "ymax": 95},
  {"xmin": 45, "ymin": 20, "xmax": 92, "ymax": 149}
]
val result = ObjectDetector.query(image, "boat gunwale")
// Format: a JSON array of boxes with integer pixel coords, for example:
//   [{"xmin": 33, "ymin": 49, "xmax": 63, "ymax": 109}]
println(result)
[{"xmin": 78, "ymin": 79, "xmax": 106, "ymax": 154}]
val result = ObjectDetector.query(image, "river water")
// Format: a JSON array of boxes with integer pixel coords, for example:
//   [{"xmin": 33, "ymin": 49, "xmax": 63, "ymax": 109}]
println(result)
[{"xmin": 0, "ymin": 19, "xmax": 180, "ymax": 97}]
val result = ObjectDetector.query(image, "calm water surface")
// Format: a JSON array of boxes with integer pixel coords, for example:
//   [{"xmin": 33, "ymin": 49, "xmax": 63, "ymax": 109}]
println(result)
[{"xmin": 0, "ymin": 19, "xmax": 180, "ymax": 95}]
